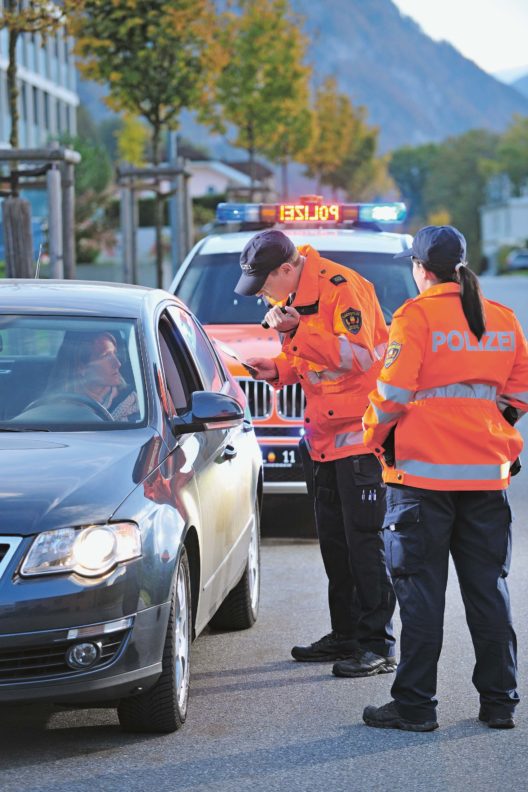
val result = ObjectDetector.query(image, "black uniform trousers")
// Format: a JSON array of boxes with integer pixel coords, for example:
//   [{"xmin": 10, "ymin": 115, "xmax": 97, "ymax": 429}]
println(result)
[
  {"xmin": 384, "ymin": 484, "xmax": 518, "ymax": 722},
  {"xmin": 306, "ymin": 450, "xmax": 396, "ymax": 658}
]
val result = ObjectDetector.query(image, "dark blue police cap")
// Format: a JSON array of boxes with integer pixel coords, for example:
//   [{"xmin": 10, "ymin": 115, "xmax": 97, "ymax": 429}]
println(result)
[
  {"xmin": 394, "ymin": 225, "xmax": 466, "ymax": 268},
  {"xmin": 235, "ymin": 229, "xmax": 296, "ymax": 296}
]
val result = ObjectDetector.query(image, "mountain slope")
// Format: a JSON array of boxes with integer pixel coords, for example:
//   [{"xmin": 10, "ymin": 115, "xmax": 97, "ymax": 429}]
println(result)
[
  {"xmin": 512, "ymin": 73, "xmax": 528, "ymax": 99},
  {"xmin": 293, "ymin": 0, "xmax": 528, "ymax": 151}
]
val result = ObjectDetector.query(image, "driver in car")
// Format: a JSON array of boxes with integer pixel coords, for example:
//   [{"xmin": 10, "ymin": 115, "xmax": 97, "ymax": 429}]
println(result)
[{"xmin": 52, "ymin": 331, "xmax": 140, "ymax": 422}]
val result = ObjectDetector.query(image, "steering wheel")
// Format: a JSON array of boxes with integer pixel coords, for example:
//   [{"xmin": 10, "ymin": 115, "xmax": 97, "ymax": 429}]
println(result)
[{"xmin": 26, "ymin": 392, "xmax": 115, "ymax": 421}]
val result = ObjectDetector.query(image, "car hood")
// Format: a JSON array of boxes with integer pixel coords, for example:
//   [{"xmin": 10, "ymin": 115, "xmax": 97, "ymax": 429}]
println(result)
[
  {"xmin": 0, "ymin": 429, "xmax": 166, "ymax": 535},
  {"xmin": 206, "ymin": 324, "xmax": 281, "ymax": 378}
]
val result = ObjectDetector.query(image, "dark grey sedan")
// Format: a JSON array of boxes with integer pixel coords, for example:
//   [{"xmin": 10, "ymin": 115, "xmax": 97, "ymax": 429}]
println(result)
[{"xmin": 0, "ymin": 281, "xmax": 262, "ymax": 733}]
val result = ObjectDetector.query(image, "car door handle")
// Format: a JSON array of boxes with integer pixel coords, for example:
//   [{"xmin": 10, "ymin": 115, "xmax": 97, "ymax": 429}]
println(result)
[{"xmin": 223, "ymin": 444, "xmax": 237, "ymax": 460}]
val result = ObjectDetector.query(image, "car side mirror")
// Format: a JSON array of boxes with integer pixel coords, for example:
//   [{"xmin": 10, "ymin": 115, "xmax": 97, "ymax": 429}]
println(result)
[{"xmin": 172, "ymin": 391, "xmax": 244, "ymax": 434}]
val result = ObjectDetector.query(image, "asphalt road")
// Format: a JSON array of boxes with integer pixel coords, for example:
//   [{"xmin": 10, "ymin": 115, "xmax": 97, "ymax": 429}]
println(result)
[{"xmin": 1, "ymin": 276, "xmax": 528, "ymax": 792}]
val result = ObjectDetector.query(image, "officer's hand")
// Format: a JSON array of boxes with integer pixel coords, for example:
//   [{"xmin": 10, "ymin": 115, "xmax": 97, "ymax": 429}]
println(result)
[
  {"xmin": 245, "ymin": 357, "xmax": 278, "ymax": 382},
  {"xmin": 263, "ymin": 305, "xmax": 300, "ymax": 333}
]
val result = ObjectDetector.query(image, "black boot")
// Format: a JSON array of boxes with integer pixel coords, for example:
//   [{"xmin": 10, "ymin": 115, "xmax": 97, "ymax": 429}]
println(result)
[
  {"xmin": 291, "ymin": 632, "xmax": 359, "ymax": 662},
  {"xmin": 333, "ymin": 650, "xmax": 397, "ymax": 678},
  {"xmin": 479, "ymin": 707, "xmax": 515, "ymax": 729},
  {"xmin": 363, "ymin": 701, "xmax": 438, "ymax": 732}
]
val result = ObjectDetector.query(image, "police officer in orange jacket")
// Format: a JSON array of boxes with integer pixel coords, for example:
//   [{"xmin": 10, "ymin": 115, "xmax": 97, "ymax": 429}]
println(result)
[
  {"xmin": 235, "ymin": 229, "xmax": 396, "ymax": 676},
  {"xmin": 362, "ymin": 225, "xmax": 528, "ymax": 731}
]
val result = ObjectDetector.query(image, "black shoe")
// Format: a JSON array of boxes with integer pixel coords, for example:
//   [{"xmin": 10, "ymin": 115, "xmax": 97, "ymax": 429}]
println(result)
[
  {"xmin": 479, "ymin": 708, "xmax": 515, "ymax": 729},
  {"xmin": 363, "ymin": 701, "xmax": 438, "ymax": 732},
  {"xmin": 333, "ymin": 650, "xmax": 397, "ymax": 678},
  {"xmin": 291, "ymin": 632, "xmax": 359, "ymax": 662}
]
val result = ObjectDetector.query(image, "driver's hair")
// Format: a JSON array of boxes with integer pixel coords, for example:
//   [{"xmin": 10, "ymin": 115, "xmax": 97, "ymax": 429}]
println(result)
[{"xmin": 48, "ymin": 331, "xmax": 124, "ymax": 393}]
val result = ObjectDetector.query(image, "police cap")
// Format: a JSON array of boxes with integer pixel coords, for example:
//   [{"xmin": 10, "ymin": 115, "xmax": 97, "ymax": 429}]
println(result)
[
  {"xmin": 394, "ymin": 225, "xmax": 466, "ymax": 268},
  {"xmin": 235, "ymin": 229, "xmax": 296, "ymax": 296}
]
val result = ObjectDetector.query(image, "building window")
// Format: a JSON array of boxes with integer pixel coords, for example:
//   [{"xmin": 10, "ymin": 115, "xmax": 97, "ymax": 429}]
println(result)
[{"xmin": 43, "ymin": 91, "xmax": 50, "ymax": 130}]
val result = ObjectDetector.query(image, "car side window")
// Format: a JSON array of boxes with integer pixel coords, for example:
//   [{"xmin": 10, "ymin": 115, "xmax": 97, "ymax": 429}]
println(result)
[
  {"xmin": 158, "ymin": 314, "xmax": 192, "ymax": 413},
  {"xmin": 167, "ymin": 306, "xmax": 225, "ymax": 393}
]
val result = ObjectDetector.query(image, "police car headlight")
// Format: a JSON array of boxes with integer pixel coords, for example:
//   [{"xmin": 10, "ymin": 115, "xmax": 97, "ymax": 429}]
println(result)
[{"xmin": 20, "ymin": 523, "xmax": 141, "ymax": 578}]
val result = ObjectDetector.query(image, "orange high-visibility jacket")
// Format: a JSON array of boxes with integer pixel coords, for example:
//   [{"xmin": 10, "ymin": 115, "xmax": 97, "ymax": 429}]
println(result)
[
  {"xmin": 273, "ymin": 246, "xmax": 388, "ymax": 462},
  {"xmin": 363, "ymin": 282, "xmax": 528, "ymax": 490}
]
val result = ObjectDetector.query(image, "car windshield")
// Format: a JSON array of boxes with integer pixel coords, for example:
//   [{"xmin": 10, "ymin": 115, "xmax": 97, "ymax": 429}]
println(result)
[
  {"xmin": 0, "ymin": 316, "xmax": 146, "ymax": 430},
  {"xmin": 176, "ymin": 250, "xmax": 417, "ymax": 324}
]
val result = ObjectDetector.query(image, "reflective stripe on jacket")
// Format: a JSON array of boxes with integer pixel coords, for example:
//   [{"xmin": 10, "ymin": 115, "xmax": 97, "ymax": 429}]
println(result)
[
  {"xmin": 273, "ymin": 246, "xmax": 388, "ymax": 462},
  {"xmin": 363, "ymin": 282, "xmax": 528, "ymax": 490}
]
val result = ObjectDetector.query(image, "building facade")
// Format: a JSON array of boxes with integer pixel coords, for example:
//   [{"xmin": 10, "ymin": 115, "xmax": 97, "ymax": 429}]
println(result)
[
  {"xmin": 480, "ymin": 175, "xmax": 528, "ymax": 272},
  {"xmin": 0, "ymin": 3, "xmax": 78, "ymax": 149}
]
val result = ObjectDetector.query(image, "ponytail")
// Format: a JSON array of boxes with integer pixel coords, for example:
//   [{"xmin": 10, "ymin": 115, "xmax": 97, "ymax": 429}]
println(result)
[{"xmin": 456, "ymin": 265, "xmax": 486, "ymax": 341}]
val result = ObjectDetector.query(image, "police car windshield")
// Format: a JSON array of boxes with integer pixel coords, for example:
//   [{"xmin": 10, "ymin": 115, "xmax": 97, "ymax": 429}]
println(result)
[{"xmin": 177, "ymin": 251, "xmax": 417, "ymax": 325}]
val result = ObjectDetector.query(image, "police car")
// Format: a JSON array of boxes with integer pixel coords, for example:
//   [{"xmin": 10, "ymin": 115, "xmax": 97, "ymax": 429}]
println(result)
[{"xmin": 170, "ymin": 196, "xmax": 416, "ymax": 496}]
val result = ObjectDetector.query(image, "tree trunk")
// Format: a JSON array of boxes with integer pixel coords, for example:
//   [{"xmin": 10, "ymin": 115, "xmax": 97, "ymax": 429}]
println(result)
[
  {"xmin": 248, "ymin": 123, "xmax": 255, "ymax": 202},
  {"xmin": 280, "ymin": 159, "xmax": 289, "ymax": 201},
  {"xmin": 153, "ymin": 126, "xmax": 163, "ymax": 289},
  {"xmin": 7, "ymin": 25, "xmax": 19, "ymax": 152}
]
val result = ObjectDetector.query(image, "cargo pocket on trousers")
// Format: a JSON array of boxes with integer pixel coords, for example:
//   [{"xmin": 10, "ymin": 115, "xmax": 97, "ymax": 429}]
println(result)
[
  {"xmin": 383, "ymin": 502, "xmax": 424, "ymax": 577},
  {"xmin": 352, "ymin": 455, "xmax": 386, "ymax": 531}
]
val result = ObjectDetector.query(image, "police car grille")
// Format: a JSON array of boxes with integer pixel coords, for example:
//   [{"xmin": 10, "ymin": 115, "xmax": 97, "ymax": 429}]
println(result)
[
  {"xmin": 277, "ymin": 384, "xmax": 305, "ymax": 420},
  {"xmin": 238, "ymin": 378, "xmax": 273, "ymax": 419}
]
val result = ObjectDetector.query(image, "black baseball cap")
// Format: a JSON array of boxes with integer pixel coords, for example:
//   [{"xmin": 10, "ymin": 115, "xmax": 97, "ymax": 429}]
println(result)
[
  {"xmin": 394, "ymin": 225, "xmax": 466, "ymax": 267},
  {"xmin": 235, "ymin": 229, "xmax": 297, "ymax": 296}
]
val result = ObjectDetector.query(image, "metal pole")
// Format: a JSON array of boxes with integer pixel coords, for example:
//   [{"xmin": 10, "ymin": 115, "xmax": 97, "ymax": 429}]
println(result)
[
  {"xmin": 47, "ymin": 164, "xmax": 64, "ymax": 278},
  {"xmin": 120, "ymin": 181, "xmax": 133, "ymax": 283},
  {"xmin": 168, "ymin": 131, "xmax": 181, "ymax": 279},
  {"xmin": 131, "ymin": 186, "xmax": 139, "ymax": 284},
  {"xmin": 61, "ymin": 160, "xmax": 76, "ymax": 279}
]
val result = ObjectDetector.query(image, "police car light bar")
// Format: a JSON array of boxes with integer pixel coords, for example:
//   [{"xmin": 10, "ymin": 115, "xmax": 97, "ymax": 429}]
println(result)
[{"xmin": 216, "ymin": 200, "xmax": 407, "ymax": 225}]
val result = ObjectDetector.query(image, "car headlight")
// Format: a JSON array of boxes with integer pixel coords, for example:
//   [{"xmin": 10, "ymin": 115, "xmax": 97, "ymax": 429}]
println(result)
[{"xmin": 20, "ymin": 522, "xmax": 141, "ymax": 578}]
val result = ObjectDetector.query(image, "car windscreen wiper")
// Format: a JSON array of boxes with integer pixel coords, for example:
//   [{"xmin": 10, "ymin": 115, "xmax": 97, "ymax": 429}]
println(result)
[{"xmin": 0, "ymin": 426, "xmax": 51, "ymax": 432}]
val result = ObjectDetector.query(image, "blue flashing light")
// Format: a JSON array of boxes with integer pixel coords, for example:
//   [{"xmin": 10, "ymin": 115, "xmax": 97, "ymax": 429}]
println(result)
[
  {"xmin": 216, "ymin": 203, "xmax": 261, "ymax": 223},
  {"xmin": 358, "ymin": 203, "xmax": 407, "ymax": 224}
]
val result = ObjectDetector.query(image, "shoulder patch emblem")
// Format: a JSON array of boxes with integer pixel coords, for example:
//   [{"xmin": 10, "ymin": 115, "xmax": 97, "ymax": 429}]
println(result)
[
  {"xmin": 330, "ymin": 274, "xmax": 347, "ymax": 285},
  {"xmin": 341, "ymin": 307, "xmax": 362, "ymax": 335},
  {"xmin": 384, "ymin": 341, "xmax": 402, "ymax": 368}
]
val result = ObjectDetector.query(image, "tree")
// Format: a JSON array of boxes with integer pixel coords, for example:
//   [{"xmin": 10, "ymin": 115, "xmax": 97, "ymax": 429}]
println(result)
[
  {"xmin": 303, "ymin": 77, "xmax": 378, "ymax": 199},
  {"xmin": 389, "ymin": 144, "xmax": 440, "ymax": 222},
  {"xmin": 117, "ymin": 114, "xmax": 148, "ymax": 166},
  {"xmin": 497, "ymin": 115, "xmax": 528, "ymax": 196},
  {"xmin": 213, "ymin": 0, "xmax": 311, "ymax": 197},
  {"xmin": 68, "ymin": 0, "xmax": 224, "ymax": 287},
  {"xmin": 0, "ymin": 1, "xmax": 65, "ymax": 150},
  {"xmin": 59, "ymin": 133, "xmax": 113, "ymax": 264},
  {"xmin": 423, "ymin": 129, "xmax": 499, "ymax": 268}
]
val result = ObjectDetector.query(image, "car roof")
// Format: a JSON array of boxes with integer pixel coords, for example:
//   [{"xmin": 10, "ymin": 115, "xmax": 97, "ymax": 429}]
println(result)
[
  {"xmin": 198, "ymin": 228, "xmax": 412, "ymax": 256},
  {"xmin": 0, "ymin": 280, "xmax": 188, "ymax": 316}
]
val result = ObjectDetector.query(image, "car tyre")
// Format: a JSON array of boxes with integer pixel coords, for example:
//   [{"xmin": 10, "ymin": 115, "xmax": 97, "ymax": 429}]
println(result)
[
  {"xmin": 210, "ymin": 502, "xmax": 260, "ymax": 631},
  {"xmin": 117, "ymin": 547, "xmax": 192, "ymax": 733}
]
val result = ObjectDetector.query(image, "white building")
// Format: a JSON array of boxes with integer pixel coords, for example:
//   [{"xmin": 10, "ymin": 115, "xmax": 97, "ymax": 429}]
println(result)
[
  {"xmin": 0, "ymin": 3, "xmax": 78, "ymax": 148},
  {"xmin": 480, "ymin": 175, "xmax": 528, "ymax": 270},
  {"xmin": 187, "ymin": 159, "xmax": 276, "ymax": 201}
]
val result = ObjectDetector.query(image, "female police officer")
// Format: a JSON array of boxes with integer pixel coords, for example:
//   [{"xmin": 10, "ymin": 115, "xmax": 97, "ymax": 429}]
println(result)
[{"xmin": 362, "ymin": 225, "xmax": 528, "ymax": 732}]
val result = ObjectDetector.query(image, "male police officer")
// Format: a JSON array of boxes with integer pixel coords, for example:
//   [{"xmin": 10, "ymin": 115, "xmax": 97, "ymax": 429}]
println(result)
[{"xmin": 235, "ymin": 229, "xmax": 396, "ymax": 677}]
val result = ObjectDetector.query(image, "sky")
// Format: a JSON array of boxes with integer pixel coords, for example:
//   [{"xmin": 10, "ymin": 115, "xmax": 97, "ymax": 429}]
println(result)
[{"xmin": 392, "ymin": 0, "xmax": 528, "ymax": 79}]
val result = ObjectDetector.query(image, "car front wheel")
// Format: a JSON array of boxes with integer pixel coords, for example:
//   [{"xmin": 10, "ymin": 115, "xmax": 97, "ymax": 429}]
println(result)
[
  {"xmin": 117, "ymin": 547, "xmax": 192, "ymax": 733},
  {"xmin": 209, "ymin": 501, "xmax": 260, "ymax": 631}
]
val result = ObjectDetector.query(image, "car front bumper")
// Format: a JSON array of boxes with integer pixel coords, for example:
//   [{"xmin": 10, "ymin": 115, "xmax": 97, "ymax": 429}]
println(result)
[{"xmin": 0, "ymin": 602, "xmax": 170, "ymax": 705}]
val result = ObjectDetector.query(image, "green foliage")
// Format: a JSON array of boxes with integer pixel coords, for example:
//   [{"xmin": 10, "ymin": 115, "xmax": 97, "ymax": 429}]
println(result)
[
  {"xmin": 212, "ymin": 0, "xmax": 311, "ymax": 190},
  {"xmin": 389, "ymin": 144, "xmax": 440, "ymax": 221},
  {"xmin": 59, "ymin": 133, "xmax": 113, "ymax": 263},
  {"xmin": 390, "ymin": 130, "xmax": 499, "ymax": 268},
  {"xmin": 117, "ymin": 114, "xmax": 148, "ymax": 166},
  {"xmin": 303, "ymin": 77, "xmax": 379, "ymax": 198},
  {"xmin": 496, "ymin": 115, "xmax": 528, "ymax": 196},
  {"xmin": 68, "ymin": 0, "xmax": 223, "ymax": 161}
]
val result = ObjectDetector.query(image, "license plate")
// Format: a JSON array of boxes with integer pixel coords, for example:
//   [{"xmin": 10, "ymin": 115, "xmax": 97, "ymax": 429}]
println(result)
[{"xmin": 262, "ymin": 446, "xmax": 300, "ymax": 468}]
